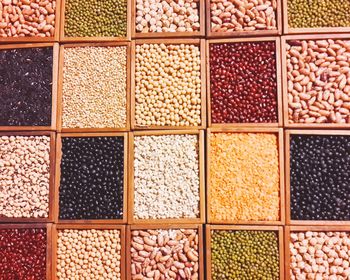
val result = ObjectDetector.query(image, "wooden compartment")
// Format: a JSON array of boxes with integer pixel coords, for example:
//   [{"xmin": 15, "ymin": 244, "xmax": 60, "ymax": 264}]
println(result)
[
  {"xmin": 281, "ymin": 34, "xmax": 350, "ymax": 128},
  {"xmin": 285, "ymin": 129, "xmax": 350, "ymax": 226},
  {"xmin": 57, "ymin": 42, "xmax": 131, "ymax": 132},
  {"xmin": 207, "ymin": 127, "xmax": 285, "ymax": 225},
  {"xmin": 128, "ymin": 130, "xmax": 205, "ymax": 224},
  {"xmin": 0, "ymin": 43, "xmax": 59, "ymax": 131},
  {"xmin": 59, "ymin": 0, "xmax": 131, "ymax": 42},
  {"xmin": 206, "ymin": 37, "xmax": 283, "ymax": 128},
  {"xmin": 282, "ymin": 1, "xmax": 350, "ymax": 34},
  {"xmin": 131, "ymin": 0, "xmax": 205, "ymax": 38},
  {"xmin": 206, "ymin": 225, "xmax": 284, "ymax": 280},
  {"xmin": 54, "ymin": 132, "xmax": 128, "ymax": 224},
  {"xmin": 285, "ymin": 226, "xmax": 350, "ymax": 280},
  {"xmin": 127, "ymin": 224, "xmax": 204, "ymax": 280},
  {"xmin": 0, "ymin": 223, "xmax": 52, "ymax": 280},
  {"xmin": 52, "ymin": 224, "xmax": 126, "ymax": 280},
  {"xmin": 206, "ymin": 0, "xmax": 282, "ymax": 38},
  {"xmin": 0, "ymin": 1, "xmax": 61, "ymax": 44},
  {"xmin": 131, "ymin": 39, "xmax": 207, "ymax": 130},
  {"xmin": 0, "ymin": 131, "xmax": 56, "ymax": 223}
]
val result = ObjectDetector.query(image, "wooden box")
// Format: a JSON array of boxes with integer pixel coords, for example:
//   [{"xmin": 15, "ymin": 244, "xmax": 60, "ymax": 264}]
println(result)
[
  {"xmin": 131, "ymin": 39, "xmax": 207, "ymax": 130},
  {"xmin": 131, "ymin": 0, "xmax": 205, "ymax": 38},
  {"xmin": 281, "ymin": 34, "xmax": 350, "ymax": 128},
  {"xmin": 52, "ymin": 224, "xmax": 126, "ymax": 280},
  {"xmin": 54, "ymin": 132, "xmax": 128, "ymax": 224},
  {"xmin": 282, "ymin": 1, "xmax": 350, "ymax": 34},
  {"xmin": 0, "ymin": 223, "xmax": 52, "ymax": 280},
  {"xmin": 0, "ymin": 1, "xmax": 61, "ymax": 44},
  {"xmin": 57, "ymin": 42, "xmax": 131, "ymax": 132},
  {"xmin": 285, "ymin": 226, "xmax": 350, "ymax": 280},
  {"xmin": 0, "ymin": 43, "xmax": 59, "ymax": 131},
  {"xmin": 206, "ymin": 37, "xmax": 283, "ymax": 128},
  {"xmin": 206, "ymin": 0, "xmax": 282, "ymax": 38},
  {"xmin": 207, "ymin": 127, "xmax": 285, "ymax": 225},
  {"xmin": 206, "ymin": 225, "xmax": 284, "ymax": 280},
  {"xmin": 59, "ymin": 0, "xmax": 131, "ymax": 42},
  {"xmin": 285, "ymin": 129, "xmax": 350, "ymax": 226},
  {"xmin": 0, "ymin": 131, "xmax": 56, "ymax": 223},
  {"xmin": 128, "ymin": 130, "xmax": 205, "ymax": 224},
  {"xmin": 126, "ymin": 224, "xmax": 204, "ymax": 280}
]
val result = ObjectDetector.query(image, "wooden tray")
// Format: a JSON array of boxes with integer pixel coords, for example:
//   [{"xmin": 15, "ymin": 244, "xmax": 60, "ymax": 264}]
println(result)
[
  {"xmin": 54, "ymin": 132, "xmax": 128, "ymax": 224},
  {"xmin": 57, "ymin": 42, "xmax": 131, "ymax": 132},
  {"xmin": 131, "ymin": 39, "xmax": 207, "ymax": 130},
  {"xmin": 206, "ymin": 37, "xmax": 283, "ymax": 128},
  {"xmin": 52, "ymin": 224, "xmax": 126, "ymax": 280},
  {"xmin": 0, "ymin": 223, "xmax": 52, "ymax": 280},
  {"xmin": 131, "ymin": 0, "xmax": 205, "ymax": 38},
  {"xmin": 59, "ymin": 0, "xmax": 131, "ymax": 42},
  {"xmin": 281, "ymin": 34, "xmax": 350, "ymax": 128},
  {"xmin": 285, "ymin": 129, "xmax": 350, "ymax": 226},
  {"xmin": 126, "ymin": 224, "xmax": 204, "ymax": 280},
  {"xmin": 282, "ymin": 1, "xmax": 350, "ymax": 34},
  {"xmin": 128, "ymin": 130, "xmax": 205, "ymax": 224},
  {"xmin": 206, "ymin": 225, "xmax": 284, "ymax": 280},
  {"xmin": 0, "ymin": 1, "xmax": 61, "ymax": 44},
  {"xmin": 0, "ymin": 43, "xmax": 59, "ymax": 131},
  {"xmin": 206, "ymin": 0, "xmax": 282, "ymax": 38},
  {"xmin": 207, "ymin": 127, "xmax": 285, "ymax": 225},
  {"xmin": 285, "ymin": 226, "xmax": 350, "ymax": 280},
  {"xmin": 0, "ymin": 131, "xmax": 56, "ymax": 223}
]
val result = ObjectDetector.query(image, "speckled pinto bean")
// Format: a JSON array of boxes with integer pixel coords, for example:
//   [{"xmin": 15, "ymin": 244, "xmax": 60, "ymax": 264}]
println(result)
[
  {"xmin": 210, "ymin": 0, "xmax": 277, "ymax": 33},
  {"xmin": 135, "ymin": 43, "xmax": 202, "ymax": 127},
  {"xmin": 287, "ymin": 39, "xmax": 350, "ymax": 124},
  {"xmin": 288, "ymin": 0, "xmax": 350, "ymax": 29},
  {"xmin": 0, "ymin": 228, "xmax": 47, "ymax": 279},
  {"xmin": 290, "ymin": 231, "xmax": 350, "ymax": 280},
  {"xmin": 210, "ymin": 41, "xmax": 278, "ymax": 124},
  {"xmin": 62, "ymin": 46, "xmax": 127, "ymax": 129},
  {"xmin": 0, "ymin": 0, "xmax": 56, "ymax": 38},
  {"xmin": 130, "ymin": 228, "xmax": 200, "ymax": 279},
  {"xmin": 135, "ymin": 0, "xmax": 200, "ymax": 33},
  {"xmin": 209, "ymin": 133, "xmax": 280, "ymax": 222},
  {"xmin": 0, "ymin": 136, "xmax": 50, "ymax": 218},
  {"xmin": 290, "ymin": 135, "xmax": 350, "ymax": 221},
  {"xmin": 134, "ymin": 134, "xmax": 200, "ymax": 220},
  {"xmin": 211, "ymin": 230, "xmax": 280, "ymax": 279},
  {"xmin": 57, "ymin": 229, "xmax": 122, "ymax": 280}
]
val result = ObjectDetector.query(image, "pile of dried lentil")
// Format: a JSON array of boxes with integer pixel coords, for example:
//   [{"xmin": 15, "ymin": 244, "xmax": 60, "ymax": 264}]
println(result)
[
  {"xmin": 133, "ymin": 134, "xmax": 200, "ymax": 220},
  {"xmin": 62, "ymin": 46, "xmax": 127, "ymax": 129},
  {"xmin": 209, "ymin": 132, "xmax": 280, "ymax": 222}
]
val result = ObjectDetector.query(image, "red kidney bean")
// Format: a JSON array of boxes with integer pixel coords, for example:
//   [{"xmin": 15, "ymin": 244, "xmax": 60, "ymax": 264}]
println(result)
[
  {"xmin": 0, "ymin": 228, "xmax": 47, "ymax": 280},
  {"xmin": 209, "ymin": 41, "xmax": 278, "ymax": 124}
]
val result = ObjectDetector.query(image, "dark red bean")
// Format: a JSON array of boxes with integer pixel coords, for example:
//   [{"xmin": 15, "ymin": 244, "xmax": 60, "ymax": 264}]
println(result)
[
  {"xmin": 0, "ymin": 228, "xmax": 46, "ymax": 280},
  {"xmin": 209, "ymin": 41, "xmax": 278, "ymax": 124}
]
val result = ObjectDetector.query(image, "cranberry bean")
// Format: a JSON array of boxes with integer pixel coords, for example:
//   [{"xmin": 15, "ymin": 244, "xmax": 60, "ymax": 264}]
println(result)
[
  {"xmin": 0, "ymin": 228, "xmax": 47, "ymax": 279},
  {"xmin": 209, "ymin": 41, "xmax": 278, "ymax": 124}
]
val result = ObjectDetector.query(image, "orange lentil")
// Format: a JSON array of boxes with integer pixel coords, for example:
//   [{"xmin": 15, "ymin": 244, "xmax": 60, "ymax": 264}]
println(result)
[{"xmin": 209, "ymin": 132, "xmax": 280, "ymax": 222}]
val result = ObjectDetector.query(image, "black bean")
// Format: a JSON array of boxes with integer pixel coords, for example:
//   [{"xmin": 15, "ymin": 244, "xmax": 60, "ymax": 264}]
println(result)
[
  {"xmin": 59, "ymin": 136, "xmax": 124, "ymax": 220},
  {"xmin": 0, "ymin": 47, "xmax": 53, "ymax": 126},
  {"xmin": 290, "ymin": 135, "xmax": 350, "ymax": 221}
]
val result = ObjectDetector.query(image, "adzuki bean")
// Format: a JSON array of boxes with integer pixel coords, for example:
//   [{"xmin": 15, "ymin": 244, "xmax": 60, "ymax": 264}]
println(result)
[
  {"xmin": 210, "ymin": 41, "xmax": 278, "ymax": 123},
  {"xmin": 0, "ymin": 228, "xmax": 47, "ymax": 279}
]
